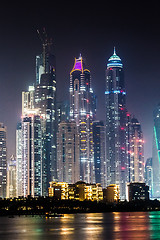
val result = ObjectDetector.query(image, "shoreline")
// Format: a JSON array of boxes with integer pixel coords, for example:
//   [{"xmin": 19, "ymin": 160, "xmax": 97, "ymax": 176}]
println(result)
[{"xmin": 0, "ymin": 197, "xmax": 160, "ymax": 216}]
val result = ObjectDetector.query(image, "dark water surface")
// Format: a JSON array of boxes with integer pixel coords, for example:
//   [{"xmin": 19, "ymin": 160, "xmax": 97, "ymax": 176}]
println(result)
[{"xmin": 0, "ymin": 212, "xmax": 160, "ymax": 240}]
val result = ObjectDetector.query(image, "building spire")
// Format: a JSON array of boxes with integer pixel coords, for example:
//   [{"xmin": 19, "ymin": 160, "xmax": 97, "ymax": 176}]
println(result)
[{"xmin": 113, "ymin": 46, "xmax": 116, "ymax": 55}]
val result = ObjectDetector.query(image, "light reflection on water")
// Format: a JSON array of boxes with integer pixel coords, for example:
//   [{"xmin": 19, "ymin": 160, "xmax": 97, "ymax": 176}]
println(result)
[{"xmin": 0, "ymin": 212, "xmax": 160, "ymax": 239}]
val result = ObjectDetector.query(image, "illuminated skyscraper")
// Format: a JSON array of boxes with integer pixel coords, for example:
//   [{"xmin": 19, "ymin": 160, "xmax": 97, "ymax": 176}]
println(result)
[
  {"xmin": 57, "ymin": 121, "xmax": 79, "ymax": 183},
  {"xmin": 93, "ymin": 121, "xmax": 106, "ymax": 187},
  {"xmin": 70, "ymin": 55, "xmax": 95, "ymax": 183},
  {"xmin": 145, "ymin": 157, "xmax": 152, "ymax": 198},
  {"xmin": 152, "ymin": 104, "xmax": 160, "ymax": 198},
  {"xmin": 0, "ymin": 123, "xmax": 7, "ymax": 198},
  {"xmin": 21, "ymin": 110, "xmax": 42, "ymax": 197},
  {"xmin": 129, "ymin": 117, "xmax": 144, "ymax": 182},
  {"xmin": 56, "ymin": 101, "xmax": 70, "ymax": 125},
  {"xmin": 35, "ymin": 32, "xmax": 57, "ymax": 195},
  {"xmin": 19, "ymin": 31, "xmax": 57, "ymax": 197},
  {"xmin": 34, "ymin": 72, "xmax": 56, "ymax": 195},
  {"xmin": 7, "ymin": 155, "xmax": 16, "ymax": 198},
  {"xmin": 16, "ymin": 122, "xmax": 22, "ymax": 197},
  {"xmin": 105, "ymin": 48, "xmax": 128, "ymax": 200}
]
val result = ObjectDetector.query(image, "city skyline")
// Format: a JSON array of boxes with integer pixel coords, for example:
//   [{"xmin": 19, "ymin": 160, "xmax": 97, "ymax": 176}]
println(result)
[{"xmin": 0, "ymin": 3, "xmax": 160, "ymax": 163}]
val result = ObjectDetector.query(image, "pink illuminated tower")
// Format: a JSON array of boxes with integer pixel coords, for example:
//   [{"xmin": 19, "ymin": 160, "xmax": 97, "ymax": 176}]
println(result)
[{"xmin": 69, "ymin": 55, "xmax": 96, "ymax": 183}]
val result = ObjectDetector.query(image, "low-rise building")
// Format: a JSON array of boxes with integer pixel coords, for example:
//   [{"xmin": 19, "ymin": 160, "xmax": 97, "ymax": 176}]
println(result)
[
  {"xmin": 127, "ymin": 182, "xmax": 149, "ymax": 201},
  {"xmin": 48, "ymin": 182, "xmax": 68, "ymax": 200},
  {"xmin": 103, "ymin": 184, "xmax": 120, "ymax": 202},
  {"xmin": 48, "ymin": 181, "xmax": 103, "ymax": 201}
]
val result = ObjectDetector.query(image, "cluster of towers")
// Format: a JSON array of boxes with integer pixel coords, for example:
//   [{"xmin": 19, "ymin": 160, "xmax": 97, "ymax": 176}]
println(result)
[{"xmin": 0, "ymin": 34, "xmax": 149, "ymax": 200}]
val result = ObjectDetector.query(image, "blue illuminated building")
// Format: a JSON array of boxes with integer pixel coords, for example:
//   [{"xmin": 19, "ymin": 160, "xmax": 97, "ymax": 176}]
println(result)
[
  {"xmin": 105, "ymin": 48, "xmax": 128, "ymax": 200},
  {"xmin": 152, "ymin": 104, "xmax": 160, "ymax": 198}
]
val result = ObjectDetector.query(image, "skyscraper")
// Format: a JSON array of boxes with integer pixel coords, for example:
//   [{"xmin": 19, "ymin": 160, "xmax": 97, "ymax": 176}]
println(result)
[
  {"xmin": 34, "ymin": 73, "xmax": 56, "ymax": 195},
  {"xmin": 0, "ymin": 123, "xmax": 7, "ymax": 198},
  {"xmin": 18, "ymin": 31, "xmax": 57, "ymax": 197},
  {"xmin": 105, "ymin": 48, "xmax": 128, "ymax": 200},
  {"xmin": 35, "ymin": 33, "xmax": 57, "ymax": 195},
  {"xmin": 7, "ymin": 155, "xmax": 16, "ymax": 198},
  {"xmin": 56, "ymin": 101, "xmax": 70, "ymax": 125},
  {"xmin": 57, "ymin": 121, "xmax": 79, "ymax": 183},
  {"xmin": 93, "ymin": 121, "xmax": 106, "ymax": 187},
  {"xmin": 16, "ymin": 122, "xmax": 22, "ymax": 197},
  {"xmin": 152, "ymin": 104, "xmax": 160, "ymax": 198},
  {"xmin": 21, "ymin": 110, "xmax": 42, "ymax": 197},
  {"xmin": 145, "ymin": 157, "xmax": 153, "ymax": 198},
  {"xmin": 129, "ymin": 117, "xmax": 144, "ymax": 183},
  {"xmin": 69, "ymin": 55, "xmax": 95, "ymax": 183}
]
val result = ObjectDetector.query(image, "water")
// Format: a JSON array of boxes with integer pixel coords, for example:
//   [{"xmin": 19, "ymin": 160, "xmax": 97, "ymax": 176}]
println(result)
[{"xmin": 0, "ymin": 212, "xmax": 160, "ymax": 239}]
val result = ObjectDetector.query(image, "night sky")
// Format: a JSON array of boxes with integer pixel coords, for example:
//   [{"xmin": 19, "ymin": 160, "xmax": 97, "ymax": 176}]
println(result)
[{"xmin": 0, "ymin": 2, "xmax": 160, "ymax": 161}]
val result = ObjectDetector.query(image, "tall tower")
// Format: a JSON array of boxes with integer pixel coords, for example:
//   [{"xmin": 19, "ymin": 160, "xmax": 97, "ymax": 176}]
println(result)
[
  {"xmin": 152, "ymin": 104, "xmax": 160, "ymax": 198},
  {"xmin": 105, "ymin": 48, "xmax": 128, "ymax": 200},
  {"xmin": 145, "ymin": 157, "xmax": 152, "ymax": 198},
  {"xmin": 35, "ymin": 30, "xmax": 57, "ymax": 195},
  {"xmin": 129, "ymin": 117, "xmax": 144, "ymax": 182},
  {"xmin": 70, "ymin": 55, "xmax": 95, "ymax": 183},
  {"xmin": 93, "ymin": 121, "xmax": 106, "ymax": 187},
  {"xmin": 21, "ymin": 110, "xmax": 42, "ymax": 197},
  {"xmin": 16, "ymin": 122, "xmax": 22, "ymax": 197},
  {"xmin": 0, "ymin": 123, "xmax": 7, "ymax": 198},
  {"xmin": 57, "ymin": 121, "xmax": 79, "ymax": 183},
  {"xmin": 7, "ymin": 155, "xmax": 16, "ymax": 198}
]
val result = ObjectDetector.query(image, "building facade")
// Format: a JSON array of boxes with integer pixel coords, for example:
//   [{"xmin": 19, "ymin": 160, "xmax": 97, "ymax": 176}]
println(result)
[
  {"xmin": 69, "ymin": 55, "xmax": 95, "ymax": 183},
  {"xmin": 103, "ymin": 184, "xmax": 120, "ymax": 202},
  {"xmin": 105, "ymin": 48, "xmax": 128, "ymax": 200},
  {"xmin": 7, "ymin": 155, "xmax": 16, "ymax": 198},
  {"xmin": 127, "ymin": 182, "xmax": 149, "ymax": 201},
  {"xmin": 145, "ymin": 157, "xmax": 153, "ymax": 198},
  {"xmin": 129, "ymin": 117, "xmax": 144, "ymax": 182},
  {"xmin": 21, "ymin": 112, "xmax": 42, "ymax": 197},
  {"xmin": 16, "ymin": 122, "xmax": 22, "ymax": 197},
  {"xmin": 93, "ymin": 121, "xmax": 106, "ymax": 187},
  {"xmin": 48, "ymin": 181, "xmax": 103, "ymax": 201},
  {"xmin": 57, "ymin": 121, "xmax": 79, "ymax": 183},
  {"xmin": 0, "ymin": 123, "xmax": 7, "ymax": 198},
  {"xmin": 152, "ymin": 104, "xmax": 160, "ymax": 198}
]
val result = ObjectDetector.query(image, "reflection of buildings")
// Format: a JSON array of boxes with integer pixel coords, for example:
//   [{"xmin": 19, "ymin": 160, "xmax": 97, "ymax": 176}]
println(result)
[
  {"xmin": 93, "ymin": 121, "xmax": 106, "ymax": 187},
  {"xmin": 7, "ymin": 155, "xmax": 16, "ymax": 198},
  {"xmin": 48, "ymin": 181, "xmax": 103, "ymax": 201},
  {"xmin": 69, "ymin": 55, "xmax": 95, "ymax": 183},
  {"xmin": 0, "ymin": 123, "xmax": 7, "ymax": 198},
  {"xmin": 145, "ymin": 157, "xmax": 153, "ymax": 198},
  {"xmin": 103, "ymin": 184, "xmax": 120, "ymax": 202},
  {"xmin": 105, "ymin": 48, "xmax": 128, "ymax": 200},
  {"xmin": 57, "ymin": 121, "xmax": 79, "ymax": 183},
  {"xmin": 152, "ymin": 104, "xmax": 160, "ymax": 198},
  {"xmin": 127, "ymin": 182, "xmax": 149, "ymax": 201}
]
